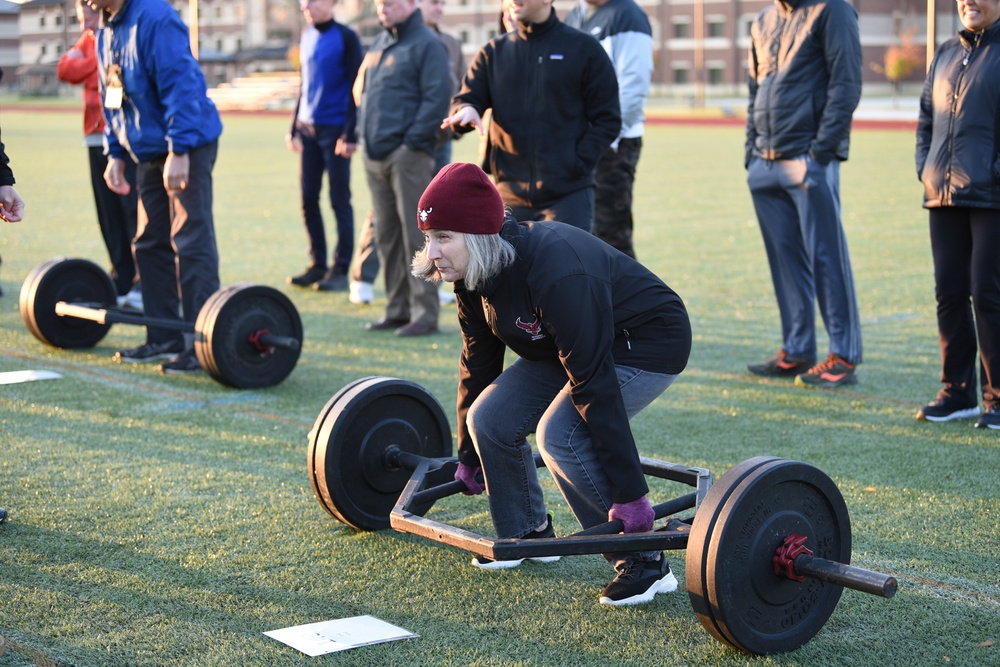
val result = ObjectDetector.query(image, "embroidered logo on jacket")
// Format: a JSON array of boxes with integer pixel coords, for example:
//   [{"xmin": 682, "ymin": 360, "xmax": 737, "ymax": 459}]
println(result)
[{"xmin": 515, "ymin": 315, "xmax": 546, "ymax": 341}]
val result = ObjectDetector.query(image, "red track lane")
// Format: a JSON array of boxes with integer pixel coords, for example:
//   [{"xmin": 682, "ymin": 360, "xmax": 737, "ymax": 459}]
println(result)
[{"xmin": 11, "ymin": 104, "xmax": 918, "ymax": 131}]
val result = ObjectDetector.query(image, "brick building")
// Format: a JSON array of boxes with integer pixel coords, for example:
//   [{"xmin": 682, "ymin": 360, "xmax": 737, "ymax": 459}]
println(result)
[{"xmin": 9, "ymin": 0, "xmax": 972, "ymax": 95}]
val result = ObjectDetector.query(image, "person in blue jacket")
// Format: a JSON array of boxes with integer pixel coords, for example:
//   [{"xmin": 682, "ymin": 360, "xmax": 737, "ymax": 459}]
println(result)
[
  {"xmin": 92, "ymin": 0, "xmax": 223, "ymax": 374},
  {"xmin": 285, "ymin": 0, "xmax": 363, "ymax": 292}
]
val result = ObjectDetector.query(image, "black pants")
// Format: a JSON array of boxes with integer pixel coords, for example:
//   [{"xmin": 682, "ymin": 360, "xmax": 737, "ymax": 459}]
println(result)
[
  {"xmin": 88, "ymin": 146, "xmax": 139, "ymax": 295},
  {"xmin": 507, "ymin": 187, "xmax": 595, "ymax": 232},
  {"xmin": 929, "ymin": 207, "xmax": 1000, "ymax": 409},
  {"xmin": 593, "ymin": 137, "xmax": 642, "ymax": 259},
  {"xmin": 134, "ymin": 141, "xmax": 221, "ymax": 346}
]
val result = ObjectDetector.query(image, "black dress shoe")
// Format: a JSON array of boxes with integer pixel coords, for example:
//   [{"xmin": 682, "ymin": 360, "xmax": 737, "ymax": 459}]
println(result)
[
  {"xmin": 288, "ymin": 266, "xmax": 327, "ymax": 287},
  {"xmin": 365, "ymin": 317, "xmax": 409, "ymax": 331},
  {"xmin": 395, "ymin": 321, "xmax": 438, "ymax": 337}
]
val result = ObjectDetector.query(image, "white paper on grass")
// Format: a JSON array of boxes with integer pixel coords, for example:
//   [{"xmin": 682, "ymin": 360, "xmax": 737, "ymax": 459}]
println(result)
[
  {"xmin": 0, "ymin": 370, "xmax": 62, "ymax": 385},
  {"xmin": 263, "ymin": 615, "xmax": 418, "ymax": 657}
]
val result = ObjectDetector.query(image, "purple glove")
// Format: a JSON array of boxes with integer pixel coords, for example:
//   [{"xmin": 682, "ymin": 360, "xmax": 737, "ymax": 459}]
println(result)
[
  {"xmin": 455, "ymin": 462, "xmax": 485, "ymax": 495},
  {"xmin": 609, "ymin": 496, "xmax": 654, "ymax": 533}
]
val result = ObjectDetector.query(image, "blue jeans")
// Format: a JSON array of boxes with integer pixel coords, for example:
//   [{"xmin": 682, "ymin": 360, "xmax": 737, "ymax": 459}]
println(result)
[
  {"xmin": 467, "ymin": 357, "xmax": 676, "ymax": 566},
  {"xmin": 747, "ymin": 155, "xmax": 862, "ymax": 364},
  {"xmin": 298, "ymin": 122, "xmax": 353, "ymax": 274}
]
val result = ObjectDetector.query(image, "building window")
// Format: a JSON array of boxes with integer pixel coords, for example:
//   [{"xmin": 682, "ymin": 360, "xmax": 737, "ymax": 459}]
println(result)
[
  {"xmin": 708, "ymin": 67, "xmax": 724, "ymax": 84},
  {"xmin": 40, "ymin": 44, "xmax": 47, "ymax": 55},
  {"xmin": 673, "ymin": 22, "xmax": 689, "ymax": 39},
  {"xmin": 708, "ymin": 20, "xmax": 724, "ymax": 38},
  {"xmin": 674, "ymin": 68, "xmax": 689, "ymax": 84},
  {"xmin": 39, "ymin": 15, "xmax": 46, "ymax": 27},
  {"xmin": 55, "ymin": 14, "xmax": 63, "ymax": 26},
  {"xmin": 215, "ymin": 5, "xmax": 223, "ymax": 18},
  {"xmin": 460, "ymin": 29, "xmax": 470, "ymax": 43},
  {"xmin": 215, "ymin": 38, "xmax": 223, "ymax": 51}
]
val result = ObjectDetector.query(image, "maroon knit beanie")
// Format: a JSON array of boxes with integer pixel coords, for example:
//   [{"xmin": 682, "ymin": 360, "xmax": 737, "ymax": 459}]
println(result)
[{"xmin": 417, "ymin": 162, "xmax": 504, "ymax": 234}]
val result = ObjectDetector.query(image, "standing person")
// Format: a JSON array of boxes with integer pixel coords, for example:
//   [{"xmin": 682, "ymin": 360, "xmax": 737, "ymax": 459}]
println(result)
[
  {"xmin": 423, "ymin": 0, "xmax": 465, "ymax": 171},
  {"xmin": 564, "ymin": 0, "xmax": 651, "ymax": 259},
  {"xmin": 356, "ymin": 0, "xmax": 450, "ymax": 336},
  {"xmin": 57, "ymin": 0, "xmax": 141, "ymax": 310},
  {"xmin": 743, "ymin": 0, "xmax": 863, "ymax": 389},
  {"xmin": 441, "ymin": 0, "xmax": 620, "ymax": 231},
  {"xmin": 347, "ymin": 0, "xmax": 464, "ymax": 307},
  {"xmin": 914, "ymin": 0, "xmax": 1000, "ymax": 429},
  {"xmin": 412, "ymin": 163, "xmax": 691, "ymax": 605},
  {"xmin": 286, "ymin": 0, "xmax": 363, "ymax": 292},
  {"xmin": 0, "ymin": 130, "xmax": 25, "ymax": 224},
  {"xmin": 0, "ymin": 74, "xmax": 24, "ymax": 294},
  {"xmin": 93, "ymin": 0, "xmax": 223, "ymax": 374},
  {"xmin": 1, "ymin": 126, "xmax": 25, "ymax": 522}
]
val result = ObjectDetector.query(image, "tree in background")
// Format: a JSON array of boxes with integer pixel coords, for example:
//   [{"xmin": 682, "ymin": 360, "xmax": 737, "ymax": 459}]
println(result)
[{"xmin": 870, "ymin": 26, "xmax": 924, "ymax": 106}]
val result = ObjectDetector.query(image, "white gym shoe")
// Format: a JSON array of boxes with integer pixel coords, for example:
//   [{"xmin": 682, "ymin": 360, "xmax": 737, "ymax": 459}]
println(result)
[
  {"xmin": 349, "ymin": 281, "xmax": 373, "ymax": 305},
  {"xmin": 439, "ymin": 288, "xmax": 456, "ymax": 305},
  {"xmin": 117, "ymin": 286, "xmax": 144, "ymax": 311}
]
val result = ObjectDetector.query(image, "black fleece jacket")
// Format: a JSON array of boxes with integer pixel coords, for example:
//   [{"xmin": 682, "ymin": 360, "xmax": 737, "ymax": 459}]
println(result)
[
  {"xmin": 451, "ymin": 9, "xmax": 621, "ymax": 209},
  {"xmin": 454, "ymin": 220, "xmax": 691, "ymax": 504}
]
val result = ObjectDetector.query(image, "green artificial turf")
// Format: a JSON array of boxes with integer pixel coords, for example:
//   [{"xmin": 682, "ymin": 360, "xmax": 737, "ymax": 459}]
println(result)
[{"xmin": 0, "ymin": 106, "xmax": 997, "ymax": 666}]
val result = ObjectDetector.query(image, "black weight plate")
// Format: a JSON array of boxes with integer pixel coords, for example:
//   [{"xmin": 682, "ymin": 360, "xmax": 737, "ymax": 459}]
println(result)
[
  {"xmin": 689, "ymin": 458, "xmax": 851, "ymax": 655},
  {"xmin": 19, "ymin": 257, "xmax": 117, "ymax": 348},
  {"xmin": 307, "ymin": 375, "xmax": 382, "ymax": 517},
  {"xmin": 308, "ymin": 377, "xmax": 453, "ymax": 531},
  {"xmin": 194, "ymin": 284, "xmax": 303, "ymax": 389},
  {"xmin": 687, "ymin": 456, "xmax": 782, "ymax": 645}
]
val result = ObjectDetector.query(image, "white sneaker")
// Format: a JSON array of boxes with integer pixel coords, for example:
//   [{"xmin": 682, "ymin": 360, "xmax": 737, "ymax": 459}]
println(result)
[
  {"xmin": 349, "ymin": 281, "xmax": 373, "ymax": 305},
  {"xmin": 439, "ymin": 288, "xmax": 456, "ymax": 305},
  {"xmin": 117, "ymin": 286, "xmax": 144, "ymax": 311}
]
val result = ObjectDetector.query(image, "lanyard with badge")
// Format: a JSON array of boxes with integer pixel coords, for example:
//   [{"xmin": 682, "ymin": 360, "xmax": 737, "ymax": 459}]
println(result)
[
  {"xmin": 101, "ymin": 16, "xmax": 124, "ymax": 110},
  {"xmin": 105, "ymin": 63, "xmax": 124, "ymax": 109}
]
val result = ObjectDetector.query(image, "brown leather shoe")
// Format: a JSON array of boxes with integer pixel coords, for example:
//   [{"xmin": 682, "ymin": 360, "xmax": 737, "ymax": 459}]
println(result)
[
  {"xmin": 395, "ymin": 321, "xmax": 438, "ymax": 337},
  {"xmin": 365, "ymin": 317, "xmax": 409, "ymax": 331}
]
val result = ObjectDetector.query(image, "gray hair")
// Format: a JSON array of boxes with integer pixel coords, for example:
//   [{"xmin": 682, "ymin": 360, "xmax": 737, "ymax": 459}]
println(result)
[{"xmin": 412, "ymin": 222, "xmax": 517, "ymax": 292}]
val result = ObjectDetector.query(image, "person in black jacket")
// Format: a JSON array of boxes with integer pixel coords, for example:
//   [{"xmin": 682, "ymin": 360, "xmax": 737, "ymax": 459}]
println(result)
[
  {"xmin": 914, "ymin": 0, "xmax": 1000, "ymax": 430},
  {"xmin": 411, "ymin": 163, "xmax": 691, "ymax": 606},
  {"xmin": 0, "ymin": 133, "xmax": 24, "ymax": 224},
  {"xmin": 744, "ymin": 0, "xmax": 863, "ymax": 390},
  {"xmin": 0, "ymin": 126, "xmax": 26, "ymax": 297},
  {"xmin": 441, "ymin": 0, "xmax": 620, "ymax": 232}
]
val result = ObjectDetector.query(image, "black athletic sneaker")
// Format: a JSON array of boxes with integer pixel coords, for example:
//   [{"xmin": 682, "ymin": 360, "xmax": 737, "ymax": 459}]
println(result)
[
  {"xmin": 114, "ymin": 338, "xmax": 184, "ymax": 363},
  {"xmin": 159, "ymin": 350, "xmax": 201, "ymax": 375},
  {"xmin": 287, "ymin": 265, "xmax": 327, "ymax": 287},
  {"xmin": 314, "ymin": 269, "xmax": 349, "ymax": 292},
  {"xmin": 599, "ymin": 555, "xmax": 678, "ymax": 606},
  {"xmin": 794, "ymin": 354, "xmax": 857, "ymax": 389},
  {"xmin": 916, "ymin": 395, "xmax": 979, "ymax": 422},
  {"xmin": 747, "ymin": 349, "xmax": 814, "ymax": 377},
  {"xmin": 974, "ymin": 404, "xmax": 1000, "ymax": 430},
  {"xmin": 472, "ymin": 514, "xmax": 561, "ymax": 570}
]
